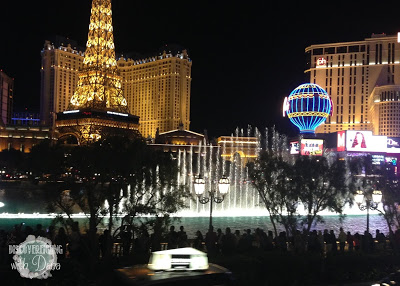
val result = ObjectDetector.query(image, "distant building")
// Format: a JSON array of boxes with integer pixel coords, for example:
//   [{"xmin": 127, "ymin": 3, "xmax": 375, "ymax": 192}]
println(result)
[
  {"xmin": 151, "ymin": 123, "xmax": 204, "ymax": 153},
  {"xmin": 40, "ymin": 38, "xmax": 192, "ymax": 138},
  {"xmin": 217, "ymin": 136, "xmax": 258, "ymax": 165},
  {"xmin": 305, "ymin": 33, "xmax": 400, "ymax": 136},
  {"xmin": 0, "ymin": 70, "xmax": 14, "ymax": 126},
  {"xmin": 0, "ymin": 71, "xmax": 50, "ymax": 152},
  {"xmin": 11, "ymin": 111, "xmax": 40, "ymax": 126},
  {"xmin": 40, "ymin": 38, "xmax": 85, "ymax": 127},
  {"xmin": 118, "ymin": 46, "xmax": 192, "ymax": 138},
  {"xmin": 370, "ymin": 85, "xmax": 400, "ymax": 136},
  {"xmin": 0, "ymin": 126, "xmax": 52, "ymax": 152}
]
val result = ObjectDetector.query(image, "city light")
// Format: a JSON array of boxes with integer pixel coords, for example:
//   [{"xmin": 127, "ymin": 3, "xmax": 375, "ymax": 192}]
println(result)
[
  {"xmin": 285, "ymin": 83, "xmax": 332, "ymax": 134},
  {"xmin": 69, "ymin": 0, "xmax": 128, "ymax": 112}
]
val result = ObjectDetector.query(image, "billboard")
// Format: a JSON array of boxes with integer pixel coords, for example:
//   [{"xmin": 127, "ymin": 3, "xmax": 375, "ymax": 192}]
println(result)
[
  {"xmin": 387, "ymin": 137, "xmax": 400, "ymax": 153},
  {"xmin": 346, "ymin": 131, "xmax": 387, "ymax": 153},
  {"xmin": 290, "ymin": 141, "xmax": 300, "ymax": 154},
  {"xmin": 337, "ymin": 131, "xmax": 346, "ymax": 152},
  {"xmin": 300, "ymin": 139, "xmax": 323, "ymax": 156},
  {"xmin": 387, "ymin": 138, "xmax": 400, "ymax": 148},
  {"xmin": 372, "ymin": 154, "xmax": 385, "ymax": 165},
  {"xmin": 385, "ymin": 156, "xmax": 397, "ymax": 166}
]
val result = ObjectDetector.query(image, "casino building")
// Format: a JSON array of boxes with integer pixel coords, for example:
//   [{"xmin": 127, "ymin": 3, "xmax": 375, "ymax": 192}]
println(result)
[
  {"xmin": 305, "ymin": 33, "xmax": 400, "ymax": 136},
  {"xmin": 41, "ymin": 39, "xmax": 192, "ymax": 139}
]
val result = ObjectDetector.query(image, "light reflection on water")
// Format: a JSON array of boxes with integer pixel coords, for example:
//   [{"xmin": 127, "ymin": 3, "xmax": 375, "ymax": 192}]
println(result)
[{"xmin": 0, "ymin": 214, "xmax": 389, "ymax": 238}]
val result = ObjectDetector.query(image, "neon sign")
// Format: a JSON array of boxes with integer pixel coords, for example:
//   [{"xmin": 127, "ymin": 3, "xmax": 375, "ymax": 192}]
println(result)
[
  {"xmin": 290, "ymin": 141, "xmax": 300, "ymax": 154},
  {"xmin": 63, "ymin": 110, "xmax": 80, "ymax": 114},
  {"xmin": 300, "ymin": 139, "xmax": 323, "ymax": 156},
  {"xmin": 317, "ymin": 57, "xmax": 327, "ymax": 66},
  {"xmin": 285, "ymin": 83, "xmax": 332, "ymax": 134},
  {"xmin": 107, "ymin": 111, "xmax": 128, "ymax": 117},
  {"xmin": 283, "ymin": 97, "xmax": 289, "ymax": 117},
  {"xmin": 337, "ymin": 131, "xmax": 346, "ymax": 152}
]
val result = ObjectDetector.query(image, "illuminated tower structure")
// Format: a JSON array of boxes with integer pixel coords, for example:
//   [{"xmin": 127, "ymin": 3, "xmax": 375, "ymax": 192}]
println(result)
[{"xmin": 55, "ymin": 0, "xmax": 139, "ymax": 144}]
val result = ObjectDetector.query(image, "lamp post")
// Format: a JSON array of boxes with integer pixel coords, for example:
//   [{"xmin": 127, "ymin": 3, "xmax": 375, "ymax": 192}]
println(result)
[
  {"xmin": 355, "ymin": 190, "xmax": 382, "ymax": 233},
  {"xmin": 193, "ymin": 175, "xmax": 230, "ymax": 232}
]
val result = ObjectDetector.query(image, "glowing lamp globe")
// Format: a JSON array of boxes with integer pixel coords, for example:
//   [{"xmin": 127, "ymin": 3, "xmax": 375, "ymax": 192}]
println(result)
[
  {"xmin": 193, "ymin": 177, "xmax": 206, "ymax": 196},
  {"xmin": 218, "ymin": 177, "xmax": 230, "ymax": 195},
  {"xmin": 283, "ymin": 83, "xmax": 332, "ymax": 134}
]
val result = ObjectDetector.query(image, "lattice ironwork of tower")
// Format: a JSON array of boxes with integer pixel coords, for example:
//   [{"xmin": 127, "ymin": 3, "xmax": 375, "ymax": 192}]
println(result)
[
  {"xmin": 70, "ymin": 0, "xmax": 127, "ymax": 112},
  {"xmin": 55, "ymin": 0, "xmax": 139, "ymax": 145}
]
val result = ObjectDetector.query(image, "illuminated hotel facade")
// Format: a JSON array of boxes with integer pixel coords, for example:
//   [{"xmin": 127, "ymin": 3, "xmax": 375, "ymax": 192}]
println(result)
[
  {"xmin": 305, "ymin": 33, "xmax": 400, "ymax": 136},
  {"xmin": 0, "ymin": 70, "xmax": 14, "ymax": 126},
  {"xmin": 40, "ymin": 40, "xmax": 192, "ymax": 138},
  {"xmin": 118, "ymin": 49, "xmax": 192, "ymax": 139},
  {"xmin": 40, "ymin": 38, "xmax": 84, "ymax": 127}
]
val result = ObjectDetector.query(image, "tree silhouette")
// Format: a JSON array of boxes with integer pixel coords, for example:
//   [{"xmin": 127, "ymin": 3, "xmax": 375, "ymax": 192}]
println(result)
[{"xmin": 294, "ymin": 155, "xmax": 350, "ymax": 232}]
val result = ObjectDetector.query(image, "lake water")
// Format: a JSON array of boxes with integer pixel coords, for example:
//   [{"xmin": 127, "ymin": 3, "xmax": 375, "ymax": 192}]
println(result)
[
  {"xmin": 0, "ymin": 182, "xmax": 390, "ymax": 237},
  {"xmin": 0, "ymin": 214, "xmax": 388, "ymax": 238}
]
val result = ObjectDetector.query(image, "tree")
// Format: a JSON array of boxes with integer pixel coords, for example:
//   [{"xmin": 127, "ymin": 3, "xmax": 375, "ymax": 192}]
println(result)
[
  {"xmin": 0, "ymin": 148, "xmax": 26, "ymax": 175},
  {"xmin": 27, "ymin": 139, "xmax": 66, "ymax": 178},
  {"xmin": 249, "ymin": 127, "xmax": 299, "ymax": 237},
  {"xmin": 293, "ymin": 155, "xmax": 351, "ymax": 232},
  {"xmin": 368, "ymin": 159, "xmax": 400, "ymax": 251},
  {"xmin": 250, "ymin": 151, "xmax": 299, "ymax": 237},
  {"xmin": 30, "ymin": 134, "xmax": 189, "ymax": 262}
]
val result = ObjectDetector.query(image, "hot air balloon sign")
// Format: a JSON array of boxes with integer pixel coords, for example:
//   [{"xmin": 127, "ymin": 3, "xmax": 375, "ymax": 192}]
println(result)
[{"xmin": 283, "ymin": 83, "xmax": 332, "ymax": 134}]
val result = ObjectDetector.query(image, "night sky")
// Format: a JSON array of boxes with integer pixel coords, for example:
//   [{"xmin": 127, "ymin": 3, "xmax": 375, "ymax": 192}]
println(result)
[{"xmin": 1, "ymin": 1, "xmax": 400, "ymax": 139}]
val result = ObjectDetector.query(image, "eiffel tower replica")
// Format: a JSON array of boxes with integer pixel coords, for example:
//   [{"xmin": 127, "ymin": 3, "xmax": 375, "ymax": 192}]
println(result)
[{"xmin": 56, "ymin": 0, "xmax": 139, "ymax": 144}]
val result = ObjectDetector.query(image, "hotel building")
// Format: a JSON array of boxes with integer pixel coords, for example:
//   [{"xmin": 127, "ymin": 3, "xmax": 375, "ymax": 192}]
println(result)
[
  {"xmin": 118, "ymin": 49, "xmax": 192, "ymax": 139},
  {"xmin": 305, "ymin": 33, "xmax": 400, "ymax": 136},
  {"xmin": 0, "ymin": 70, "xmax": 14, "ymax": 126},
  {"xmin": 40, "ymin": 37, "xmax": 84, "ymax": 127},
  {"xmin": 40, "ymin": 39, "xmax": 192, "ymax": 138}
]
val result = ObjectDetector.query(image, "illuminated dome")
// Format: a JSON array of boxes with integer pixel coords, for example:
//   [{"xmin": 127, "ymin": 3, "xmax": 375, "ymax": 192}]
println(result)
[{"xmin": 283, "ymin": 83, "xmax": 332, "ymax": 134}]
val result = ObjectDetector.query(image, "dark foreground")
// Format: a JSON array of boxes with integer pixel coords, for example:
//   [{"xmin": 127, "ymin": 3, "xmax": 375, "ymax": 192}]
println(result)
[{"xmin": 1, "ymin": 250, "xmax": 400, "ymax": 286}]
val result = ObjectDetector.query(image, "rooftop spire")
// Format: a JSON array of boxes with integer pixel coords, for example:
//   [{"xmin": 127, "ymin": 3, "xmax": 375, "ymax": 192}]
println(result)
[{"xmin": 69, "ymin": 0, "xmax": 128, "ymax": 112}]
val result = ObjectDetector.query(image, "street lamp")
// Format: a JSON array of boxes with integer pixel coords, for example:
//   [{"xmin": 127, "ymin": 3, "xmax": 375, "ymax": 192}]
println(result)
[
  {"xmin": 193, "ymin": 175, "xmax": 230, "ymax": 232},
  {"xmin": 355, "ymin": 189, "xmax": 382, "ymax": 233}
]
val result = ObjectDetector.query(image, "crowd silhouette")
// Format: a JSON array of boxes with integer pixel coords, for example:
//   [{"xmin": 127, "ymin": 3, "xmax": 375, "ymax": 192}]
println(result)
[{"xmin": 1, "ymin": 222, "xmax": 400, "ymax": 266}]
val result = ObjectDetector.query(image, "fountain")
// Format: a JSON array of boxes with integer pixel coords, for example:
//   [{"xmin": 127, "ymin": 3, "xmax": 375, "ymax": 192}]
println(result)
[
  {"xmin": 0, "ymin": 126, "xmax": 388, "ymax": 235},
  {"xmin": 175, "ymin": 127, "xmax": 280, "ymax": 217},
  {"xmin": 174, "ymin": 126, "xmax": 383, "ymax": 218}
]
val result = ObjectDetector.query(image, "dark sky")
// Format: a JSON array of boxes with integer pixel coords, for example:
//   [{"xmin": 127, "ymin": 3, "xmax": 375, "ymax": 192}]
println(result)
[{"xmin": 1, "ymin": 1, "xmax": 400, "ymax": 139}]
